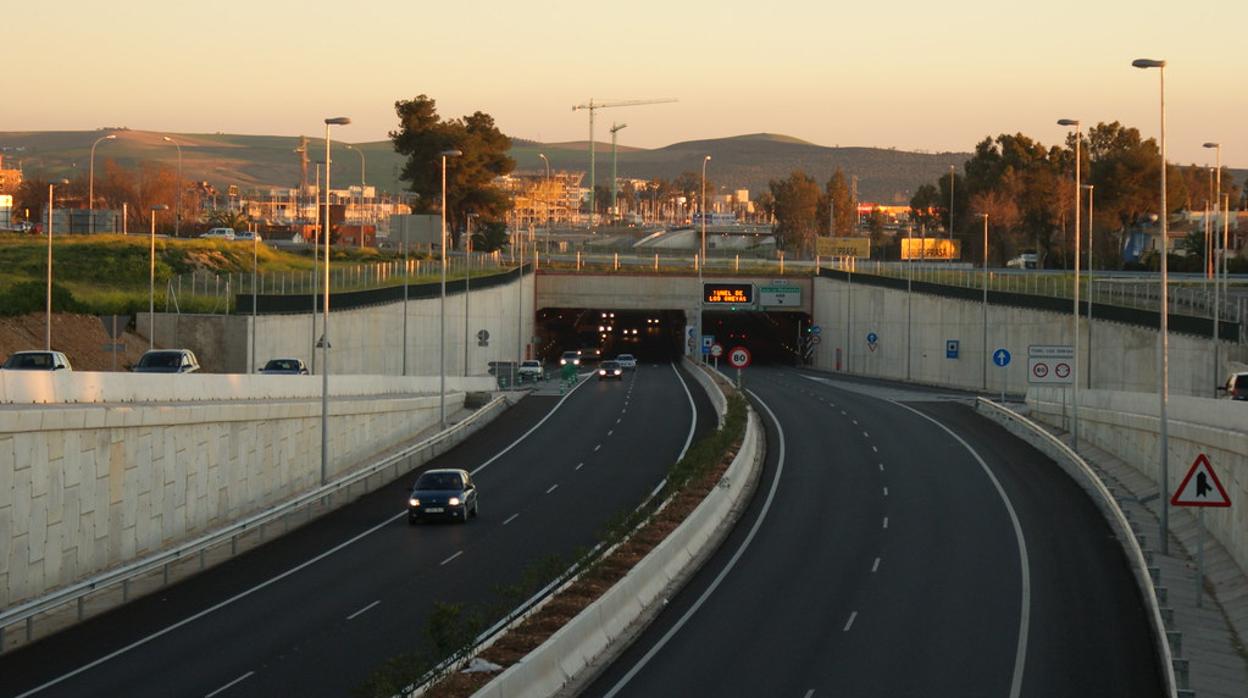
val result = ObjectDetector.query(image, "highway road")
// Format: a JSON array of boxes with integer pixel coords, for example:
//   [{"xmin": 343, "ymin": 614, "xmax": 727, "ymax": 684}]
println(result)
[
  {"xmin": 0, "ymin": 362, "xmax": 713, "ymax": 698},
  {"xmin": 587, "ymin": 366, "xmax": 1164, "ymax": 697}
]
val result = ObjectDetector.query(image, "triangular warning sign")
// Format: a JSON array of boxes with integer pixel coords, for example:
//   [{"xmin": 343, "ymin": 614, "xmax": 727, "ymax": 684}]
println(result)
[{"xmin": 1171, "ymin": 453, "xmax": 1232, "ymax": 507}]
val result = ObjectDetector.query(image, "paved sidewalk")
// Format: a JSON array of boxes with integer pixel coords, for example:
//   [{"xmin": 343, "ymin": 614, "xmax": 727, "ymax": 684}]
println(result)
[{"xmin": 1028, "ymin": 411, "xmax": 1248, "ymax": 698}]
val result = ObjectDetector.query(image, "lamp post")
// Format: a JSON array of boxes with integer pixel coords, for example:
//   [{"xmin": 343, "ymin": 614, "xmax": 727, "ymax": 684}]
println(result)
[
  {"xmin": 440, "ymin": 149, "xmax": 463, "ymax": 427},
  {"xmin": 89, "ymin": 134, "xmax": 117, "ymax": 234},
  {"xmin": 161, "ymin": 137, "xmax": 183, "ymax": 237},
  {"xmin": 948, "ymin": 165, "xmax": 956, "ymax": 239},
  {"xmin": 464, "ymin": 213, "xmax": 478, "ymax": 377},
  {"xmin": 538, "ymin": 153, "xmax": 551, "ymax": 245},
  {"xmin": 980, "ymin": 213, "xmax": 988, "ymax": 391},
  {"xmin": 1133, "ymin": 57, "xmax": 1170, "ymax": 554},
  {"xmin": 45, "ymin": 180, "xmax": 68, "ymax": 350},
  {"xmin": 1083, "ymin": 184, "xmax": 1095, "ymax": 389},
  {"xmin": 1203, "ymin": 142, "xmax": 1222, "ymax": 396},
  {"xmin": 1058, "ymin": 118, "xmax": 1082, "ymax": 450},
  {"xmin": 320, "ymin": 117, "xmax": 351, "ymax": 486},
  {"xmin": 700, "ymin": 155, "xmax": 711, "ymax": 364},
  {"xmin": 346, "ymin": 144, "xmax": 367, "ymax": 243},
  {"xmin": 149, "ymin": 204, "xmax": 169, "ymax": 352}
]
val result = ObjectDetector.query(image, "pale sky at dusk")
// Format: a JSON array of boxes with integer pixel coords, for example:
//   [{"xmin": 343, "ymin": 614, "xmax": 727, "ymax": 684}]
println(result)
[{"xmin": 6, "ymin": 0, "xmax": 1244, "ymax": 166}]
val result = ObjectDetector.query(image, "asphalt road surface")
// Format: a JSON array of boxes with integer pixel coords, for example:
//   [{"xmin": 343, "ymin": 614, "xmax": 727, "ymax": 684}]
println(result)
[
  {"xmin": 0, "ymin": 361, "xmax": 713, "ymax": 698},
  {"xmin": 586, "ymin": 366, "xmax": 1164, "ymax": 698}
]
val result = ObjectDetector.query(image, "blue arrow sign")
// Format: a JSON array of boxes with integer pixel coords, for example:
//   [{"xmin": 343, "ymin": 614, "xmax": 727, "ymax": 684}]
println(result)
[
  {"xmin": 866, "ymin": 332, "xmax": 878, "ymax": 345},
  {"xmin": 993, "ymin": 348, "xmax": 1011, "ymax": 367},
  {"xmin": 810, "ymin": 325, "xmax": 822, "ymax": 336}
]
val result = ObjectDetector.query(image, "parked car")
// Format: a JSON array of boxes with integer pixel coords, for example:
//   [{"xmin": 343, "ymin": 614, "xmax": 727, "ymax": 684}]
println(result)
[
  {"xmin": 201, "ymin": 227, "xmax": 236, "ymax": 240},
  {"xmin": 259, "ymin": 358, "xmax": 308, "ymax": 375},
  {"xmin": 132, "ymin": 349, "xmax": 201, "ymax": 373},
  {"xmin": 518, "ymin": 360, "xmax": 545, "ymax": 381},
  {"xmin": 235, "ymin": 230, "xmax": 262, "ymax": 242},
  {"xmin": 615, "ymin": 354, "xmax": 637, "ymax": 370},
  {"xmin": 1220, "ymin": 372, "xmax": 1248, "ymax": 401},
  {"xmin": 1, "ymin": 350, "xmax": 72, "ymax": 371},
  {"xmin": 407, "ymin": 468, "xmax": 479, "ymax": 524},
  {"xmin": 598, "ymin": 360, "xmax": 623, "ymax": 380},
  {"xmin": 1006, "ymin": 252, "xmax": 1038, "ymax": 270}
]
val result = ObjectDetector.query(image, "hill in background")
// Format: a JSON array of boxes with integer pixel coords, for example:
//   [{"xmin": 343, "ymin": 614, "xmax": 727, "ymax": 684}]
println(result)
[{"xmin": 4, "ymin": 128, "xmax": 976, "ymax": 203}]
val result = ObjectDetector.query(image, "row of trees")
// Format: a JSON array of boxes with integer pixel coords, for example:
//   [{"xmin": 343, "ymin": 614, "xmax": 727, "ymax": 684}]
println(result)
[
  {"xmin": 755, "ymin": 168, "xmax": 858, "ymax": 256},
  {"xmin": 10, "ymin": 161, "xmax": 201, "ymax": 232},
  {"xmin": 909, "ymin": 122, "xmax": 1242, "ymax": 269}
]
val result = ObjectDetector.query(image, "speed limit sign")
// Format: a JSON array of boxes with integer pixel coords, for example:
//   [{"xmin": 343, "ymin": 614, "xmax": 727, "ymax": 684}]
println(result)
[
  {"xmin": 728, "ymin": 346, "xmax": 752, "ymax": 369},
  {"xmin": 710, "ymin": 343, "xmax": 723, "ymax": 358}
]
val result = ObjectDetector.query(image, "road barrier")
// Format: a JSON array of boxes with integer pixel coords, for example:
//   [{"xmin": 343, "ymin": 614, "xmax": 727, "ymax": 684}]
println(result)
[
  {"xmin": 683, "ymin": 357, "xmax": 727, "ymax": 428},
  {"xmin": 975, "ymin": 398, "xmax": 1179, "ymax": 697},
  {"xmin": 471, "ymin": 406, "xmax": 764, "ymax": 698},
  {"xmin": 0, "ymin": 394, "xmax": 513, "ymax": 653}
]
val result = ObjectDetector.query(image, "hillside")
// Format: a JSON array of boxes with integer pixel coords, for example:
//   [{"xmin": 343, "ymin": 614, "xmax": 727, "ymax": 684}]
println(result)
[{"xmin": 7, "ymin": 128, "xmax": 965, "ymax": 202}]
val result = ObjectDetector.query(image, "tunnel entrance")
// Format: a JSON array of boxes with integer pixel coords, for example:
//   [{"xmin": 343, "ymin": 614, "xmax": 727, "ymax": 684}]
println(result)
[
  {"xmin": 701, "ymin": 310, "xmax": 809, "ymax": 366},
  {"xmin": 535, "ymin": 308, "xmax": 688, "ymax": 363}
]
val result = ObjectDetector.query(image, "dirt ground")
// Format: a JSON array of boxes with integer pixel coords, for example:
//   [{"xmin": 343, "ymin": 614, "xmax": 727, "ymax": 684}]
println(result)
[{"xmin": 0, "ymin": 313, "xmax": 151, "ymax": 371}]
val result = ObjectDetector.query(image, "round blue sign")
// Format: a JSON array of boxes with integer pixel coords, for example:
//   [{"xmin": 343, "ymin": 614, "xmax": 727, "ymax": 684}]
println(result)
[
  {"xmin": 992, "ymin": 348, "xmax": 1011, "ymax": 367},
  {"xmin": 866, "ymin": 332, "xmax": 878, "ymax": 345}
]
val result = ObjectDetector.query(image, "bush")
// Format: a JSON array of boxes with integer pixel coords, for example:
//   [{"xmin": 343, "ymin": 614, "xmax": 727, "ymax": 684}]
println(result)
[{"xmin": 0, "ymin": 281, "xmax": 82, "ymax": 316}]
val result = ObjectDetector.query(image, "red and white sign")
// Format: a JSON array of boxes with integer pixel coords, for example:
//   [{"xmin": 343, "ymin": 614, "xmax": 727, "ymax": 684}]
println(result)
[
  {"xmin": 1171, "ymin": 453, "xmax": 1232, "ymax": 507},
  {"xmin": 710, "ymin": 343, "xmax": 723, "ymax": 358},
  {"xmin": 728, "ymin": 346, "xmax": 752, "ymax": 369}
]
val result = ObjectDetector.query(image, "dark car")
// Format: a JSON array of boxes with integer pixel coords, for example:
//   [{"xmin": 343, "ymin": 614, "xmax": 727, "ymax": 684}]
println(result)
[
  {"xmin": 598, "ymin": 360, "xmax": 623, "ymax": 380},
  {"xmin": 2, "ymin": 351, "xmax": 72, "ymax": 371},
  {"xmin": 1222, "ymin": 372, "xmax": 1248, "ymax": 401},
  {"xmin": 132, "ymin": 349, "xmax": 201, "ymax": 374},
  {"xmin": 260, "ymin": 358, "xmax": 309, "ymax": 375},
  {"xmin": 408, "ymin": 468, "xmax": 479, "ymax": 524}
]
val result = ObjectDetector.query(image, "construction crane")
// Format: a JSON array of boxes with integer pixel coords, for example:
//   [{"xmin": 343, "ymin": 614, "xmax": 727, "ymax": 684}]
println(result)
[
  {"xmin": 609, "ymin": 123, "xmax": 627, "ymax": 223},
  {"xmin": 572, "ymin": 97, "xmax": 677, "ymax": 228}
]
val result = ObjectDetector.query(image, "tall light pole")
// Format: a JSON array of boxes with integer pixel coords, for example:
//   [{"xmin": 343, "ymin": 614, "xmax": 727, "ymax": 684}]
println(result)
[
  {"xmin": 320, "ymin": 116, "xmax": 351, "ymax": 486},
  {"xmin": 1203, "ymin": 142, "xmax": 1222, "ymax": 396},
  {"xmin": 538, "ymin": 152, "xmax": 551, "ymax": 236},
  {"xmin": 149, "ymin": 204, "xmax": 169, "ymax": 352},
  {"xmin": 161, "ymin": 137, "xmax": 183, "ymax": 237},
  {"xmin": 700, "ymin": 155, "xmax": 711, "ymax": 364},
  {"xmin": 980, "ymin": 213, "xmax": 989, "ymax": 391},
  {"xmin": 948, "ymin": 165, "xmax": 956, "ymax": 239},
  {"xmin": 610, "ymin": 123, "xmax": 628, "ymax": 224},
  {"xmin": 1133, "ymin": 57, "xmax": 1170, "ymax": 554},
  {"xmin": 89, "ymin": 134, "xmax": 117, "ymax": 234},
  {"xmin": 1084, "ymin": 184, "xmax": 1095, "ymax": 389},
  {"xmin": 346, "ymin": 144, "xmax": 367, "ymax": 242},
  {"xmin": 700, "ymin": 155, "xmax": 712, "ymax": 260},
  {"xmin": 439, "ymin": 149, "xmax": 463, "ymax": 428},
  {"xmin": 45, "ymin": 180, "xmax": 68, "ymax": 350},
  {"xmin": 1058, "ymin": 118, "xmax": 1082, "ymax": 450}
]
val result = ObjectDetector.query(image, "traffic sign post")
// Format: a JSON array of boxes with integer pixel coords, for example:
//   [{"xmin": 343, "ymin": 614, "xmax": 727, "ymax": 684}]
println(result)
[
  {"xmin": 1171, "ymin": 453, "xmax": 1232, "ymax": 607},
  {"xmin": 866, "ymin": 332, "xmax": 878, "ymax": 353},
  {"xmin": 728, "ymin": 345, "xmax": 751, "ymax": 388},
  {"xmin": 992, "ymin": 348, "xmax": 1010, "ymax": 402},
  {"xmin": 710, "ymin": 343, "xmax": 723, "ymax": 369}
]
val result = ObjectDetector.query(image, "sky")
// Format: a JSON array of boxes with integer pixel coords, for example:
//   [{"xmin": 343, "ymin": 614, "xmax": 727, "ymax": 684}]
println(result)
[{"xmin": 5, "ymin": 0, "xmax": 1245, "ymax": 167}]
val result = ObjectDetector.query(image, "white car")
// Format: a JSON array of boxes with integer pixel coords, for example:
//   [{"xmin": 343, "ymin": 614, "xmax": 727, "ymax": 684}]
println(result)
[
  {"xmin": 2, "ymin": 350, "xmax": 72, "ymax": 371},
  {"xmin": 235, "ymin": 230, "xmax": 261, "ymax": 242},
  {"xmin": 201, "ymin": 227, "xmax": 236, "ymax": 240},
  {"xmin": 615, "ymin": 354, "xmax": 637, "ymax": 370},
  {"xmin": 518, "ymin": 360, "xmax": 545, "ymax": 380}
]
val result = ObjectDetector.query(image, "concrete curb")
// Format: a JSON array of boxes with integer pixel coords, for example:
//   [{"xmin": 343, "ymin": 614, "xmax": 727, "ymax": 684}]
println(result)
[
  {"xmin": 681, "ymin": 357, "xmax": 727, "ymax": 428},
  {"xmin": 471, "ymin": 407, "xmax": 765, "ymax": 698},
  {"xmin": 976, "ymin": 398, "xmax": 1179, "ymax": 698}
]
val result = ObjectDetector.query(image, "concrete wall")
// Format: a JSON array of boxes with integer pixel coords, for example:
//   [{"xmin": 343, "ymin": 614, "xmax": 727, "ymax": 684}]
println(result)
[
  {"xmin": 140, "ymin": 270, "xmax": 535, "ymax": 375},
  {"xmin": 0, "ymin": 383, "xmax": 482, "ymax": 607},
  {"xmin": 536, "ymin": 273, "xmax": 812, "ymax": 315},
  {"xmin": 1028, "ymin": 387, "xmax": 1248, "ymax": 577},
  {"xmin": 809, "ymin": 276, "xmax": 1248, "ymax": 397}
]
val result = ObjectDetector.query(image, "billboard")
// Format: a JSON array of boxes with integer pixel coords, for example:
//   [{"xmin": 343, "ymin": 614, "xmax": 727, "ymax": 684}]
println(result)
[
  {"xmin": 901, "ymin": 237, "xmax": 961, "ymax": 260},
  {"xmin": 815, "ymin": 237, "xmax": 871, "ymax": 258}
]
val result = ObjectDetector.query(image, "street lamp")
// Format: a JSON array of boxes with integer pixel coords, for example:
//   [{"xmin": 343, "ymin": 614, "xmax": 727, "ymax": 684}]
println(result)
[
  {"xmin": 701, "ymin": 155, "xmax": 711, "ymax": 261},
  {"xmin": 1203, "ymin": 142, "xmax": 1222, "ymax": 396},
  {"xmin": 538, "ymin": 152, "xmax": 551, "ymax": 238},
  {"xmin": 45, "ymin": 179, "xmax": 69, "ymax": 350},
  {"xmin": 345, "ymin": 144, "xmax": 367, "ymax": 245},
  {"xmin": 980, "ymin": 213, "xmax": 988, "ymax": 391},
  {"xmin": 1083, "ymin": 183, "xmax": 1095, "ymax": 389},
  {"xmin": 89, "ymin": 134, "xmax": 117, "ymax": 234},
  {"xmin": 149, "ymin": 204, "xmax": 170, "ymax": 352},
  {"xmin": 1058, "ymin": 118, "xmax": 1082, "ymax": 450},
  {"xmin": 320, "ymin": 116, "xmax": 350, "ymax": 485},
  {"xmin": 440, "ymin": 149, "xmax": 463, "ymax": 428},
  {"xmin": 1133, "ymin": 56, "xmax": 1170, "ymax": 554},
  {"xmin": 948, "ymin": 165, "xmax": 956, "ymax": 239},
  {"xmin": 700, "ymin": 155, "xmax": 711, "ymax": 365},
  {"xmin": 161, "ymin": 137, "xmax": 183, "ymax": 236}
]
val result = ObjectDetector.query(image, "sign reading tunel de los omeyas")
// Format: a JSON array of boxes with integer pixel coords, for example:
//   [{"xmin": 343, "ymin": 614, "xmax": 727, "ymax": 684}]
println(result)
[{"xmin": 704, "ymin": 283, "xmax": 753, "ymax": 305}]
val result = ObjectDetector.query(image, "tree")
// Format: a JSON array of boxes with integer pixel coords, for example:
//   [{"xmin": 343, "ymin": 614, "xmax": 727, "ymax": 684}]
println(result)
[
  {"xmin": 673, "ymin": 170, "xmax": 715, "ymax": 221},
  {"xmin": 391, "ymin": 95, "xmax": 515, "ymax": 248},
  {"xmin": 909, "ymin": 184, "xmax": 942, "ymax": 232},
  {"xmin": 768, "ymin": 171, "xmax": 821, "ymax": 256},
  {"xmin": 816, "ymin": 169, "xmax": 855, "ymax": 237},
  {"xmin": 204, "ymin": 209, "xmax": 250, "ymax": 231},
  {"xmin": 471, "ymin": 219, "xmax": 510, "ymax": 253}
]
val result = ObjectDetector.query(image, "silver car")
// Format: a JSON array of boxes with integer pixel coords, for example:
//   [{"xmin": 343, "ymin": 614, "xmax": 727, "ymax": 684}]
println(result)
[{"xmin": 2, "ymin": 350, "xmax": 72, "ymax": 371}]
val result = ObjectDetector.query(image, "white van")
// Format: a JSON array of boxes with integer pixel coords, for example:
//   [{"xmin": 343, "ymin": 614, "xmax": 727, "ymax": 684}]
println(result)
[{"xmin": 201, "ymin": 228, "xmax": 236, "ymax": 240}]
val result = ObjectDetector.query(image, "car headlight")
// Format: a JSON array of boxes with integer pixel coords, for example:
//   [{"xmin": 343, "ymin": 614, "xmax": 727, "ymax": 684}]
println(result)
[
  {"xmin": 599, "ymin": 369, "xmax": 606, "ymax": 375},
  {"xmin": 573, "ymin": 359, "xmax": 580, "ymax": 365},
  {"xmin": 409, "ymin": 498, "xmax": 420, "ymax": 507},
  {"xmin": 614, "ymin": 370, "xmax": 621, "ymax": 375},
  {"xmin": 448, "ymin": 497, "xmax": 461, "ymax": 506}
]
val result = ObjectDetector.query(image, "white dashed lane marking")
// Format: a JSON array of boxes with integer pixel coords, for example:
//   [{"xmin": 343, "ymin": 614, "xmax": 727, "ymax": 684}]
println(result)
[
  {"xmin": 439, "ymin": 551, "xmax": 463, "ymax": 566},
  {"xmin": 346, "ymin": 600, "xmax": 380, "ymax": 620},
  {"xmin": 872, "ymin": 557, "xmax": 881, "ymax": 573},
  {"xmin": 843, "ymin": 611, "xmax": 858, "ymax": 632},
  {"xmin": 503, "ymin": 513, "xmax": 519, "ymax": 525},
  {"xmin": 546, "ymin": 484, "xmax": 559, "ymax": 494},
  {"xmin": 204, "ymin": 671, "xmax": 255, "ymax": 698}
]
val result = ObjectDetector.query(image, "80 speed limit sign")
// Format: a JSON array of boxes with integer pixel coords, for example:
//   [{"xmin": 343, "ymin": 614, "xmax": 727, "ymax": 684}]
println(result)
[{"xmin": 728, "ymin": 346, "xmax": 752, "ymax": 369}]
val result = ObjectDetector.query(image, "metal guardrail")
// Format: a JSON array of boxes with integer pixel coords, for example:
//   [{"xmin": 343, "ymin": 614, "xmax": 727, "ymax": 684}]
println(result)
[
  {"xmin": 975, "ymin": 398, "xmax": 1179, "ymax": 697},
  {"xmin": 0, "ymin": 394, "xmax": 511, "ymax": 652}
]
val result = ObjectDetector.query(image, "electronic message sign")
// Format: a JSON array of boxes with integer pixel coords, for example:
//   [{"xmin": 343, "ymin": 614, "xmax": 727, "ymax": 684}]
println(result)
[{"xmin": 704, "ymin": 283, "xmax": 753, "ymax": 305}]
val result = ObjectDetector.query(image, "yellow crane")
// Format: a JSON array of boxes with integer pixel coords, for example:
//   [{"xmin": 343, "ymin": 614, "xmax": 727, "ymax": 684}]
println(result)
[{"xmin": 572, "ymin": 98, "xmax": 676, "ymax": 228}]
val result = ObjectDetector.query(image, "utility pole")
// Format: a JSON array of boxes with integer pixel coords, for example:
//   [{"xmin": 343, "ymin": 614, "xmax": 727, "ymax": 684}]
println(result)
[{"xmin": 610, "ymin": 123, "xmax": 627, "ymax": 224}]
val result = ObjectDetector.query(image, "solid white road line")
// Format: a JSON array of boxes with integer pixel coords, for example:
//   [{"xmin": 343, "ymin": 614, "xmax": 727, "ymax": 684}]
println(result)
[
  {"xmin": 203, "ymin": 671, "xmax": 254, "ymax": 698},
  {"xmin": 891, "ymin": 401, "xmax": 1032, "ymax": 698},
  {"xmin": 843, "ymin": 611, "xmax": 858, "ymax": 632},
  {"xmin": 872, "ymin": 557, "xmax": 881, "ymax": 573},
  {"xmin": 546, "ymin": 484, "xmax": 559, "ymax": 494},
  {"xmin": 439, "ymin": 551, "xmax": 463, "ymax": 566},
  {"xmin": 346, "ymin": 600, "xmax": 380, "ymax": 620},
  {"xmin": 502, "ymin": 513, "xmax": 519, "ymax": 526},
  {"xmin": 604, "ymin": 390, "xmax": 785, "ymax": 698}
]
